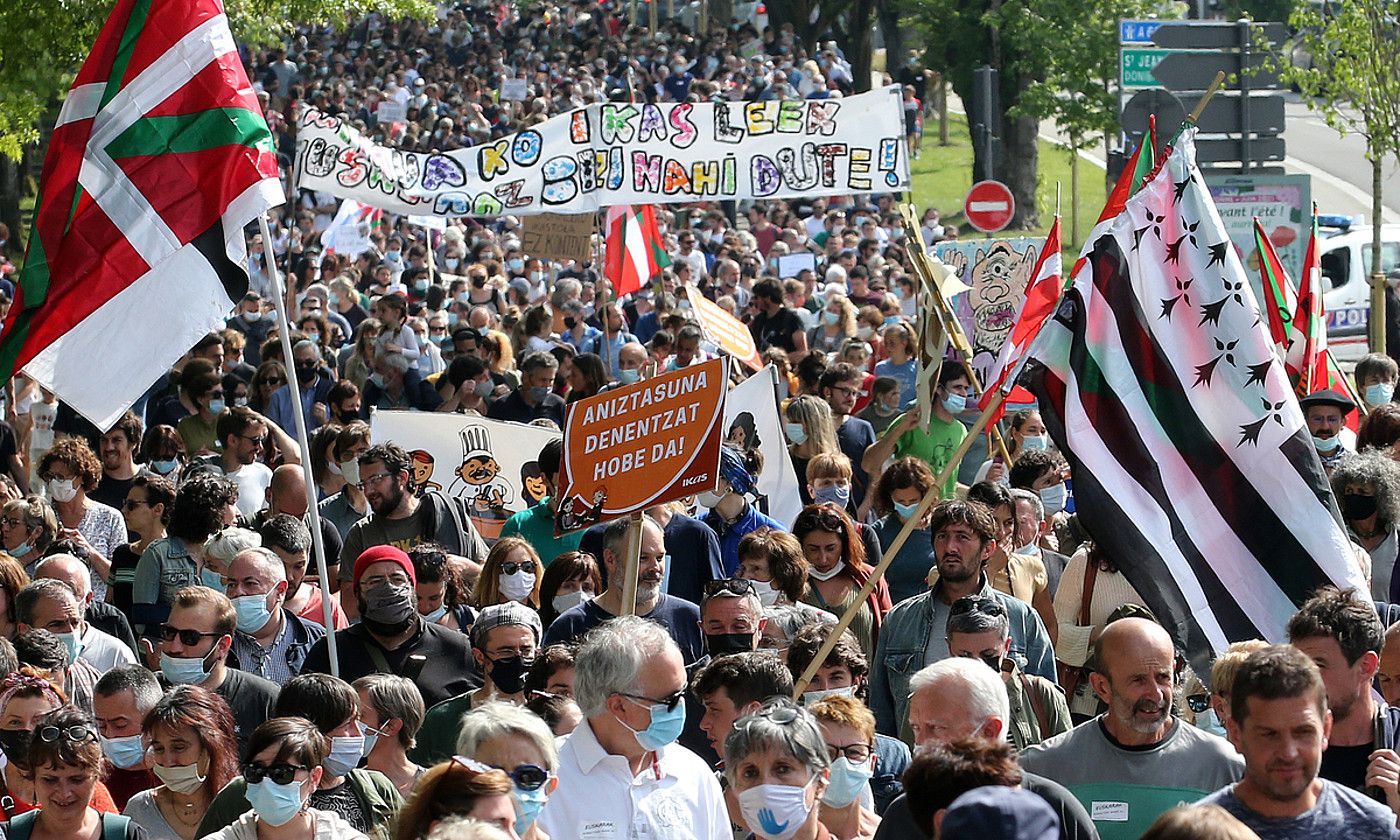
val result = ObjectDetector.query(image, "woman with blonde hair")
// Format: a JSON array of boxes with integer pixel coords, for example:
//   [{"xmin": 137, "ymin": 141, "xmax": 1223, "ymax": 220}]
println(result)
[
  {"xmin": 0, "ymin": 496, "xmax": 56, "ymax": 572},
  {"xmin": 810, "ymin": 295, "xmax": 857, "ymax": 356},
  {"xmin": 786, "ymin": 395, "xmax": 840, "ymax": 505},
  {"xmin": 472, "ymin": 538, "xmax": 543, "ymax": 609}
]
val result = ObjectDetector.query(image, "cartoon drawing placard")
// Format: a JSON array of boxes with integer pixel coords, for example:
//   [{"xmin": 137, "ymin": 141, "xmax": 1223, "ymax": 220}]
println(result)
[
  {"xmin": 296, "ymin": 86, "xmax": 910, "ymax": 218},
  {"xmin": 370, "ymin": 411, "xmax": 561, "ymax": 543},
  {"xmin": 723, "ymin": 366, "xmax": 803, "ymax": 527},
  {"xmin": 935, "ymin": 238, "xmax": 1043, "ymax": 387},
  {"xmin": 555, "ymin": 357, "xmax": 728, "ymax": 536}
]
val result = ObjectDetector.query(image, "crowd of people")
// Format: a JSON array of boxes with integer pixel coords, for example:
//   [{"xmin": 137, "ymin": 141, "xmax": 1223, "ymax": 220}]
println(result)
[{"xmin": 2, "ymin": 0, "xmax": 1400, "ymax": 839}]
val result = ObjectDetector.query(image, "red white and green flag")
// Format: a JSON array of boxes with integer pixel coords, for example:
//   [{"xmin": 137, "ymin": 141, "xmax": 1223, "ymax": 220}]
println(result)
[
  {"xmin": 605, "ymin": 205, "xmax": 671, "ymax": 297},
  {"xmin": 1285, "ymin": 210, "xmax": 1330, "ymax": 397},
  {"xmin": 1097, "ymin": 117, "xmax": 1158, "ymax": 224},
  {"xmin": 979, "ymin": 215, "xmax": 1063, "ymax": 426},
  {"xmin": 0, "ymin": 0, "xmax": 282, "ymax": 429}
]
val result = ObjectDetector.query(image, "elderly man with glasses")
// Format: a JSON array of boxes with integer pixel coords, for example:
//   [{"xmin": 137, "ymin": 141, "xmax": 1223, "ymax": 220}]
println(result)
[{"xmin": 537, "ymin": 615, "xmax": 729, "ymax": 840}]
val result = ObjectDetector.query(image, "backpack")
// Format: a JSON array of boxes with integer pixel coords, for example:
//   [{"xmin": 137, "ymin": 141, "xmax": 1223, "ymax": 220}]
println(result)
[{"xmin": 7, "ymin": 810, "xmax": 130, "ymax": 840}]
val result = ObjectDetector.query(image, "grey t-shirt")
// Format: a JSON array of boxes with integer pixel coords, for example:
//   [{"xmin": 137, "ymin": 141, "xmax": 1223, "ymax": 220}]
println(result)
[
  {"xmin": 1199, "ymin": 780, "xmax": 1400, "ymax": 840},
  {"xmin": 922, "ymin": 596, "xmax": 953, "ymax": 666}
]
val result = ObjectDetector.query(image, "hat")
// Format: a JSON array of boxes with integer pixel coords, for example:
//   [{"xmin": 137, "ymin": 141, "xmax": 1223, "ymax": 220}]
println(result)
[
  {"xmin": 939, "ymin": 787, "xmax": 1059, "ymax": 840},
  {"xmin": 471, "ymin": 602, "xmax": 543, "ymax": 647},
  {"xmin": 353, "ymin": 545, "xmax": 416, "ymax": 589},
  {"xmin": 1299, "ymin": 388, "xmax": 1356, "ymax": 416}
]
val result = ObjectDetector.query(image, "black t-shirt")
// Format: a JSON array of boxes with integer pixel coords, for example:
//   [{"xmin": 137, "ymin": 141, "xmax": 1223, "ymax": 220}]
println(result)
[
  {"xmin": 302, "ymin": 619, "xmax": 481, "ymax": 708},
  {"xmin": 107, "ymin": 544, "xmax": 141, "ymax": 615},
  {"xmin": 214, "ymin": 667, "xmax": 280, "ymax": 762},
  {"xmin": 487, "ymin": 389, "xmax": 565, "ymax": 427},
  {"xmin": 1322, "ymin": 741, "xmax": 1374, "ymax": 791},
  {"xmin": 91, "ymin": 474, "xmax": 136, "ymax": 511},
  {"xmin": 749, "ymin": 307, "xmax": 805, "ymax": 353}
]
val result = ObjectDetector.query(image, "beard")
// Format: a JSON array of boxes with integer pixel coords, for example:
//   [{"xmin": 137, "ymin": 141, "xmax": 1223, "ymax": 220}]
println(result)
[
  {"xmin": 371, "ymin": 484, "xmax": 404, "ymax": 517},
  {"xmin": 1112, "ymin": 692, "xmax": 1170, "ymax": 736}
]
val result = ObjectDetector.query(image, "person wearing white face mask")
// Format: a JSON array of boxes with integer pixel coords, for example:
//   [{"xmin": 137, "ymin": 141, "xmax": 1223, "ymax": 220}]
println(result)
[
  {"xmin": 125, "ymin": 684, "xmax": 241, "ymax": 840},
  {"xmin": 1300, "ymin": 388, "xmax": 1356, "ymax": 475},
  {"xmin": 223, "ymin": 548, "xmax": 325, "ymax": 687},
  {"xmin": 725, "ymin": 698, "xmax": 833, "ymax": 840},
  {"xmin": 471, "ymin": 538, "xmax": 542, "ymax": 609},
  {"xmin": 37, "ymin": 438, "xmax": 125, "ymax": 601},
  {"xmin": 536, "ymin": 551, "xmax": 601, "ymax": 628},
  {"xmin": 737, "ymin": 530, "xmax": 814, "ymax": 610},
  {"xmin": 352, "ymin": 675, "xmax": 426, "ymax": 798},
  {"xmin": 197, "ymin": 673, "xmax": 403, "ymax": 839},
  {"xmin": 974, "ymin": 409, "xmax": 1051, "ymax": 486},
  {"xmin": 809, "ymin": 696, "xmax": 881, "ymax": 839}
]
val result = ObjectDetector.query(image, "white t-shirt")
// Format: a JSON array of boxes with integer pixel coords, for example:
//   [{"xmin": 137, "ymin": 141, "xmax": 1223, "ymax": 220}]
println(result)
[{"xmin": 225, "ymin": 462, "xmax": 274, "ymax": 519}]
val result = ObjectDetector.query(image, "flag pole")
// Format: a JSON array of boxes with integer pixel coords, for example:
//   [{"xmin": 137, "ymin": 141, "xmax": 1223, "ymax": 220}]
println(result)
[
  {"xmin": 258, "ymin": 215, "xmax": 340, "ymax": 678},
  {"xmin": 619, "ymin": 511, "xmax": 643, "ymax": 616},
  {"xmin": 793, "ymin": 389, "xmax": 1006, "ymax": 697},
  {"xmin": 597, "ymin": 210, "xmax": 614, "ymax": 380}
]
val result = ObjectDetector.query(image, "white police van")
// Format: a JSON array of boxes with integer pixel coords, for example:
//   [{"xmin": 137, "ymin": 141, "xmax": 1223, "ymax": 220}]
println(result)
[{"xmin": 1317, "ymin": 216, "xmax": 1400, "ymax": 361}]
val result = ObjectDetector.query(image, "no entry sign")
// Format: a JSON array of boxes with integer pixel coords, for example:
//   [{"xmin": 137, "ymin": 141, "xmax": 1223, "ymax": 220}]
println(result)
[{"xmin": 964, "ymin": 180, "xmax": 1015, "ymax": 233}]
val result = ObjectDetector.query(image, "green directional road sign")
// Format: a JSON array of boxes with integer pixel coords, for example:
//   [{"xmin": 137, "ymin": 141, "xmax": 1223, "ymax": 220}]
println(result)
[{"xmin": 1120, "ymin": 48, "xmax": 1170, "ymax": 89}]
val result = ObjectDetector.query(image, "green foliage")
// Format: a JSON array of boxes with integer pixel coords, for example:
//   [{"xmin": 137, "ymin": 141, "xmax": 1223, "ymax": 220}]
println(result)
[
  {"xmin": 0, "ymin": 0, "xmax": 434, "ymax": 160},
  {"xmin": 1281, "ymin": 0, "xmax": 1400, "ymax": 164},
  {"xmin": 1216, "ymin": 0, "xmax": 1294, "ymax": 22}
]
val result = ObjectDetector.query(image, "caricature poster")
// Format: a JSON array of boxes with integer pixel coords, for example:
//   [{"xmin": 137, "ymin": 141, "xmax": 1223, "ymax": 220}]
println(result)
[
  {"xmin": 370, "ymin": 411, "xmax": 562, "ymax": 543},
  {"xmin": 935, "ymin": 238, "xmax": 1043, "ymax": 386}
]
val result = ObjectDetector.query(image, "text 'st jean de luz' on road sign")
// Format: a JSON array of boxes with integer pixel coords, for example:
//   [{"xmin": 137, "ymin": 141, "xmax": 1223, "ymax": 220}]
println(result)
[{"xmin": 555, "ymin": 357, "xmax": 728, "ymax": 535}]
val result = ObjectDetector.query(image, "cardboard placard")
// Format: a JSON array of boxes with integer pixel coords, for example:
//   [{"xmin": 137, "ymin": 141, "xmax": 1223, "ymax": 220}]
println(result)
[
  {"xmin": 555, "ymin": 357, "xmax": 727, "ymax": 535},
  {"xmin": 501, "ymin": 78, "xmax": 530, "ymax": 101},
  {"xmin": 685, "ymin": 284, "xmax": 763, "ymax": 372},
  {"xmin": 375, "ymin": 100, "xmax": 407, "ymax": 124},
  {"xmin": 519, "ymin": 212, "xmax": 595, "ymax": 264}
]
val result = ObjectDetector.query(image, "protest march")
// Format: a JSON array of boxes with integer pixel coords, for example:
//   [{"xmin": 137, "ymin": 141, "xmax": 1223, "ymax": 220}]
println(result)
[{"xmin": 0, "ymin": 0, "xmax": 1398, "ymax": 839}]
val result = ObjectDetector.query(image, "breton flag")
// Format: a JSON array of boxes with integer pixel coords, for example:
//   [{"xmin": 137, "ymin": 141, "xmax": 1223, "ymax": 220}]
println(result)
[
  {"xmin": 0, "ymin": 0, "xmax": 282, "ymax": 429},
  {"xmin": 1023, "ymin": 129, "xmax": 1366, "ymax": 676},
  {"xmin": 979, "ymin": 216, "xmax": 1063, "ymax": 425},
  {"xmin": 605, "ymin": 205, "xmax": 671, "ymax": 297}
]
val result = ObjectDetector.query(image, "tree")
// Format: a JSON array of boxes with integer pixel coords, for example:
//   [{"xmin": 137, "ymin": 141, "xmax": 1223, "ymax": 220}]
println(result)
[
  {"xmin": 762, "ymin": 0, "xmax": 878, "ymax": 92},
  {"xmin": 1281, "ymin": 0, "xmax": 1400, "ymax": 352}
]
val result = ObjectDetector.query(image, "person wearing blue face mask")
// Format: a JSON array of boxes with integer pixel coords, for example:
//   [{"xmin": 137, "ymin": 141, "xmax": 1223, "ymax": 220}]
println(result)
[
  {"xmin": 487, "ymin": 352, "xmax": 565, "ymax": 427},
  {"xmin": 93, "ymin": 665, "xmax": 162, "ymax": 810},
  {"xmin": 1356, "ymin": 352, "xmax": 1399, "ymax": 412},
  {"xmin": 197, "ymin": 673, "xmax": 405, "ymax": 839},
  {"xmin": 861, "ymin": 365, "xmax": 971, "ymax": 501},
  {"xmin": 201, "ymin": 717, "xmax": 366, "ymax": 840},
  {"xmin": 223, "ymin": 548, "xmax": 325, "ymax": 687},
  {"xmin": 808, "ymin": 695, "xmax": 881, "ymax": 837},
  {"xmin": 14, "ymin": 578, "xmax": 105, "ymax": 712},
  {"xmin": 1300, "ymin": 388, "xmax": 1356, "ymax": 475},
  {"xmin": 869, "ymin": 458, "xmax": 940, "ymax": 604},
  {"xmin": 537, "ymin": 615, "xmax": 730, "ymax": 840},
  {"xmin": 456, "ymin": 700, "xmax": 562, "ymax": 838},
  {"xmin": 353, "ymin": 674, "xmax": 426, "ymax": 799},
  {"xmin": 974, "ymin": 409, "xmax": 1050, "ymax": 486}
]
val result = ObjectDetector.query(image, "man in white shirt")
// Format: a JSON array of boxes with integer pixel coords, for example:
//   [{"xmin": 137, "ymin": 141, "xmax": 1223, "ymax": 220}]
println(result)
[
  {"xmin": 34, "ymin": 554, "xmax": 137, "ymax": 674},
  {"xmin": 537, "ymin": 615, "xmax": 730, "ymax": 840}
]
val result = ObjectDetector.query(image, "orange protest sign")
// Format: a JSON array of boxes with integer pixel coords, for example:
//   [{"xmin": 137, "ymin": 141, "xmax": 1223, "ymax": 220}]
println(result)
[
  {"xmin": 555, "ymin": 357, "xmax": 727, "ymax": 535},
  {"xmin": 685, "ymin": 283, "xmax": 763, "ymax": 372}
]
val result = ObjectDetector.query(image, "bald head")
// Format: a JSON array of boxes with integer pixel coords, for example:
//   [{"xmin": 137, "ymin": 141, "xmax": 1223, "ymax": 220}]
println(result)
[
  {"xmin": 1095, "ymin": 617, "xmax": 1174, "ymax": 675},
  {"xmin": 1091, "ymin": 617, "xmax": 1177, "ymax": 742},
  {"xmin": 34, "ymin": 554, "xmax": 92, "ymax": 604},
  {"xmin": 267, "ymin": 464, "xmax": 307, "ymax": 517},
  {"xmin": 619, "ymin": 342, "xmax": 647, "ymax": 370}
]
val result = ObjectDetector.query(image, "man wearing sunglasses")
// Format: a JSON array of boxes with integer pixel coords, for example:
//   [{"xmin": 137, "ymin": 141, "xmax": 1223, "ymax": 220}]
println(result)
[
  {"xmin": 214, "ymin": 405, "xmax": 301, "ymax": 520},
  {"xmin": 411, "ymin": 602, "xmax": 543, "ymax": 766},
  {"xmin": 158, "ymin": 585, "xmax": 280, "ymax": 760},
  {"xmin": 537, "ymin": 615, "xmax": 729, "ymax": 839}
]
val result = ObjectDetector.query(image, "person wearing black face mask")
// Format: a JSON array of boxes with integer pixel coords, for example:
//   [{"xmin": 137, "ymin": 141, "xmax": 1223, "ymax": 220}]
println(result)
[
  {"xmin": 302, "ymin": 546, "xmax": 480, "ymax": 708},
  {"xmin": 267, "ymin": 339, "xmax": 337, "ymax": 435},
  {"xmin": 698, "ymin": 579, "xmax": 765, "ymax": 658},
  {"xmin": 1329, "ymin": 451, "xmax": 1400, "ymax": 602},
  {"xmin": 409, "ymin": 602, "xmax": 543, "ymax": 766},
  {"xmin": 945, "ymin": 595, "xmax": 1070, "ymax": 750}
]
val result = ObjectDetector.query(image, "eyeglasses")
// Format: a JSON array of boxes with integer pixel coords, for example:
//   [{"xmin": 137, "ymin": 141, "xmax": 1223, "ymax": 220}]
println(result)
[
  {"xmin": 703, "ymin": 578, "xmax": 757, "ymax": 599},
  {"xmin": 617, "ymin": 689, "xmax": 686, "ymax": 713},
  {"xmin": 122, "ymin": 499, "xmax": 150, "ymax": 511},
  {"xmin": 826, "ymin": 742, "xmax": 873, "ymax": 763},
  {"xmin": 38, "ymin": 725, "xmax": 97, "ymax": 745},
  {"xmin": 734, "ymin": 702, "xmax": 803, "ymax": 735},
  {"xmin": 243, "ymin": 761, "xmax": 309, "ymax": 785},
  {"xmin": 240, "ymin": 434, "xmax": 267, "ymax": 447},
  {"xmin": 159, "ymin": 625, "xmax": 222, "ymax": 646},
  {"xmin": 1186, "ymin": 693, "xmax": 1211, "ymax": 714},
  {"xmin": 361, "ymin": 573, "xmax": 412, "ymax": 589},
  {"xmin": 500, "ymin": 561, "xmax": 536, "ymax": 575},
  {"xmin": 357, "ymin": 472, "xmax": 393, "ymax": 490},
  {"xmin": 0, "ymin": 517, "xmax": 26, "ymax": 529},
  {"xmin": 949, "ymin": 595, "xmax": 1005, "ymax": 617}
]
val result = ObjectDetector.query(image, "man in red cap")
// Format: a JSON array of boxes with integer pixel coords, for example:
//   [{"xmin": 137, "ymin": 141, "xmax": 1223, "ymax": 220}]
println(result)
[{"xmin": 302, "ymin": 545, "xmax": 480, "ymax": 706}]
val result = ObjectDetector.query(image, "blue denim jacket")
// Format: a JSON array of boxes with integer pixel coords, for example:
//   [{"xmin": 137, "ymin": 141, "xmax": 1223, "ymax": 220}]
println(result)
[{"xmin": 869, "ymin": 574, "xmax": 1057, "ymax": 742}]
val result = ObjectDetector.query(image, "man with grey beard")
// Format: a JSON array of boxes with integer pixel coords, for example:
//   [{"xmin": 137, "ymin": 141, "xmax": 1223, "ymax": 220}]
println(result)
[
  {"xmin": 542, "ymin": 515, "xmax": 705, "ymax": 664},
  {"xmin": 1018, "ymin": 617, "xmax": 1242, "ymax": 840}
]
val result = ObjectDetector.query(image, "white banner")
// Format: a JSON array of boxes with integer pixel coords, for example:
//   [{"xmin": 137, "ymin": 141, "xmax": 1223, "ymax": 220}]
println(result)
[
  {"xmin": 723, "ymin": 366, "xmax": 803, "ymax": 527},
  {"xmin": 370, "ymin": 411, "xmax": 561, "ymax": 544},
  {"xmin": 295, "ymin": 87, "xmax": 911, "ymax": 217}
]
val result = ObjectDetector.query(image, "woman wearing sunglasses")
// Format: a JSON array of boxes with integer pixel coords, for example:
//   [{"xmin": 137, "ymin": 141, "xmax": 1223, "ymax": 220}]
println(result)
[
  {"xmin": 124, "ymin": 685, "xmax": 239, "ymax": 840},
  {"xmin": 456, "ymin": 701, "xmax": 559, "ymax": 840},
  {"xmin": 196, "ymin": 674, "xmax": 402, "ymax": 840},
  {"xmin": 5, "ymin": 705, "xmax": 146, "ymax": 840},
  {"xmin": 726, "ymin": 698, "xmax": 834, "ymax": 840},
  {"xmin": 471, "ymin": 538, "xmax": 543, "ymax": 609},
  {"xmin": 393, "ymin": 758, "xmax": 523, "ymax": 840},
  {"xmin": 202, "ymin": 717, "xmax": 368, "ymax": 840},
  {"xmin": 0, "ymin": 671, "xmax": 120, "ymax": 818}
]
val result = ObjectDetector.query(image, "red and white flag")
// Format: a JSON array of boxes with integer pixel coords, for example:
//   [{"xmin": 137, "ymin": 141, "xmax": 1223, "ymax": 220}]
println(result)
[
  {"xmin": 0, "ymin": 0, "xmax": 282, "ymax": 428},
  {"xmin": 605, "ymin": 205, "xmax": 671, "ymax": 297},
  {"xmin": 979, "ymin": 216, "xmax": 1064, "ymax": 423}
]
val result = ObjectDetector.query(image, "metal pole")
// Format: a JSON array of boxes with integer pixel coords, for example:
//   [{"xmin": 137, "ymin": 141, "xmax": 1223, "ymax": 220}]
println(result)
[
  {"xmin": 258, "ymin": 215, "xmax": 340, "ymax": 678},
  {"xmin": 1238, "ymin": 19, "xmax": 1251, "ymax": 172}
]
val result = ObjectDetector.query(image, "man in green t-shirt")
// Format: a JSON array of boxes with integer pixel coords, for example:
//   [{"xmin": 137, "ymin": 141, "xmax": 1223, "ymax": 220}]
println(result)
[
  {"xmin": 862, "ymin": 364, "xmax": 970, "ymax": 498},
  {"xmin": 501, "ymin": 438, "xmax": 583, "ymax": 565}
]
